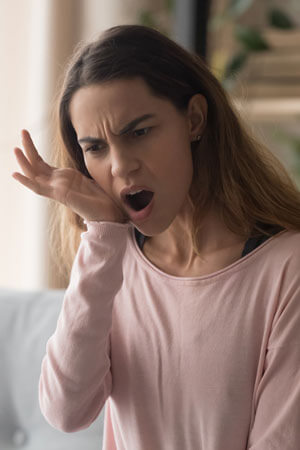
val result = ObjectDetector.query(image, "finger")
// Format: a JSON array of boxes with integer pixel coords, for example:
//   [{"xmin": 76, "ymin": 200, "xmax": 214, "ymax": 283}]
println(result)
[
  {"xmin": 14, "ymin": 147, "xmax": 37, "ymax": 178},
  {"xmin": 21, "ymin": 129, "xmax": 41, "ymax": 162},
  {"xmin": 11, "ymin": 171, "xmax": 42, "ymax": 195},
  {"xmin": 21, "ymin": 129, "xmax": 53, "ymax": 173}
]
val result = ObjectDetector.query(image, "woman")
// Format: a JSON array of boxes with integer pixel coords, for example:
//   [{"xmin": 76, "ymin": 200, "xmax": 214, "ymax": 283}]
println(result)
[{"xmin": 13, "ymin": 25, "xmax": 300, "ymax": 449}]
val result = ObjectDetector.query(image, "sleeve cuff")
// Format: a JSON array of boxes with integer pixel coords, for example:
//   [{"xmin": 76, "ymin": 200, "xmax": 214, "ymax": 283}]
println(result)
[{"xmin": 82, "ymin": 219, "xmax": 132, "ymax": 239}]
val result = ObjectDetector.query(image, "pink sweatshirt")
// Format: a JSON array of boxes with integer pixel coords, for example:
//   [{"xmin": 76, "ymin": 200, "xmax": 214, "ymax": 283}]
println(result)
[{"xmin": 39, "ymin": 221, "xmax": 300, "ymax": 449}]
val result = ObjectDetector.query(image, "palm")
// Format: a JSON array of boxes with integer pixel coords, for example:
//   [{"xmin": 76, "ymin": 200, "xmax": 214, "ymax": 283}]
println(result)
[{"xmin": 12, "ymin": 130, "xmax": 126, "ymax": 222}]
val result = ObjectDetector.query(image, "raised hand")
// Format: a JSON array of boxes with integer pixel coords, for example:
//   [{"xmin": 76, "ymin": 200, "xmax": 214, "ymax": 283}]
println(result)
[{"xmin": 12, "ymin": 130, "xmax": 128, "ymax": 223}]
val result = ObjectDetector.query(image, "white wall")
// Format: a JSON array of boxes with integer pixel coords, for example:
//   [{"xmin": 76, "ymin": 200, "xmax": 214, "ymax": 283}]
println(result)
[
  {"xmin": 1, "ymin": 0, "xmax": 169, "ymax": 290},
  {"xmin": 0, "ymin": 1, "xmax": 47, "ymax": 290}
]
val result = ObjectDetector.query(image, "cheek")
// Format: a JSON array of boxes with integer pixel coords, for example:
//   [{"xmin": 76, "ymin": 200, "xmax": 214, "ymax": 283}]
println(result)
[
  {"xmin": 85, "ymin": 159, "xmax": 108, "ymax": 187},
  {"xmin": 152, "ymin": 135, "xmax": 192, "ymax": 180},
  {"xmin": 167, "ymin": 136, "xmax": 193, "ymax": 170},
  {"xmin": 166, "ymin": 123, "xmax": 191, "ymax": 156}
]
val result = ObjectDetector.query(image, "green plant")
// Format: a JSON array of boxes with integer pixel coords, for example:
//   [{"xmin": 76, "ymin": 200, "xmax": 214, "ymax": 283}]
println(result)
[
  {"xmin": 210, "ymin": 0, "xmax": 300, "ymax": 183},
  {"xmin": 210, "ymin": 0, "xmax": 297, "ymax": 84}
]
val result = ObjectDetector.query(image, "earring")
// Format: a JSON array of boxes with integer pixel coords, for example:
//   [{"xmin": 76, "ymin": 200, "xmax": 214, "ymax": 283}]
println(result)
[{"xmin": 192, "ymin": 135, "xmax": 201, "ymax": 142}]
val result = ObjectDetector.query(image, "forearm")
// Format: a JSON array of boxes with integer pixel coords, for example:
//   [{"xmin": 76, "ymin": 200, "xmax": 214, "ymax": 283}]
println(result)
[{"xmin": 39, "ymin": 221, "xmax": 131, "ymax": 432}]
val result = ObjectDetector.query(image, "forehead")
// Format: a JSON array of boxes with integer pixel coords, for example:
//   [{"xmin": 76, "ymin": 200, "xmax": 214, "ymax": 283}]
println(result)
[{"xmin": 69, "ymin": 78, "xmax": 164, "ymax": 124}]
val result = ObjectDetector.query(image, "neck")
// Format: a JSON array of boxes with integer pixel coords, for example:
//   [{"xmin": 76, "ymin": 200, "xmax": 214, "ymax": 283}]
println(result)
[{"xmin": 145, "ymin": 203, "xmax": 247, "ymax": 270}]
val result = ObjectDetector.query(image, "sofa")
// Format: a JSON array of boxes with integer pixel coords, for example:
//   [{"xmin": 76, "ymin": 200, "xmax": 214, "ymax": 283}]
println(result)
[{"xmin": 0, "ymin": 288, "xmax": 104, "ymax": 450}]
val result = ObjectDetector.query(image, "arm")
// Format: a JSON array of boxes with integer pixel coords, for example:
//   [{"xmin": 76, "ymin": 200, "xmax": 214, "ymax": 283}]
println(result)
[
  {"xmin": 39, "ymin": 220, "xmax": 131, "ymax": 432},
  {"xmin": 247, "ymin": 257, "xmax": 300, "ymax": 449}
]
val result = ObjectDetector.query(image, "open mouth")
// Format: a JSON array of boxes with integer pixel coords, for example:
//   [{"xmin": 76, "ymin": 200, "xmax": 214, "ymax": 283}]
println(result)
[{"xmin": 125, "ymin": 190, "xmax": 154, "ymax": 212}]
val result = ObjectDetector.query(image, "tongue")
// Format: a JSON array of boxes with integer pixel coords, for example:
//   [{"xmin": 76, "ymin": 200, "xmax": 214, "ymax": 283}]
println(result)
[{"xmin": 130, "ymin": 190, "xmax": 154, "ymax": 211}]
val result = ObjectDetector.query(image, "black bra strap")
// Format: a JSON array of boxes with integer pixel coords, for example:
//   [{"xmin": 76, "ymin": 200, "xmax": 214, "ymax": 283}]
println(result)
[
  {"xmin": 242, "ymin": 223, "xmax": 284, "ymax": 257},
  {"xmin": 241, "ymin": 234, "xmax": 272, "ymax": 257}
]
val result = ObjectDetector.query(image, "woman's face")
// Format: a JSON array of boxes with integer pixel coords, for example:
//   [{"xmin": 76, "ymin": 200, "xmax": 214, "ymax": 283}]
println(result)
[{"xmin": 69, "ymin": 77, "xmax": 204, "ymax": 235}]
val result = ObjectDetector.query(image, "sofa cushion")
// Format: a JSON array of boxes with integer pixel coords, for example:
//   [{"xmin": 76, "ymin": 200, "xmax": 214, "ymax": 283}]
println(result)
[{"xmin": 0, "ymin": 288, "xmax": 104, "ymax": 450}]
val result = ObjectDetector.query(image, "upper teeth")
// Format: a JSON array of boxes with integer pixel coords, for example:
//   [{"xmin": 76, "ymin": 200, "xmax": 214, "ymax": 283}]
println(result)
[{"xmin": 128, "ymin": 189, "xmax": 143, "ymax": 196}]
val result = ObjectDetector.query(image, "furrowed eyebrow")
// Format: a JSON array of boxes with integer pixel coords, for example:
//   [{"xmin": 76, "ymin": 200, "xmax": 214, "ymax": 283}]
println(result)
[
  {"xmin": 78, "ymin": 113, "xmax": 156, "ymax": 145},
  {"xmin": 78, "ymin": 136, "xmax": 105, "ymax": 146},
  {"xmin": 117, "ymin": 113, "xmax": 156, "ymax": 135}
]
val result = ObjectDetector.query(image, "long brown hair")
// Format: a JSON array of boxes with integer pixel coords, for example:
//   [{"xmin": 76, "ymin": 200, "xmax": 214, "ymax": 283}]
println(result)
[{"xmin": 49, "ymin": 24, "xmax": 300, "ymax": 283}]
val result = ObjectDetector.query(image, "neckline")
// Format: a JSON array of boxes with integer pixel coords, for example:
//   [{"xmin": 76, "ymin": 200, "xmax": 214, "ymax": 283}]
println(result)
[{"xmin": 129, "ymin": 227, "xmax": 287, "ymax": 283}]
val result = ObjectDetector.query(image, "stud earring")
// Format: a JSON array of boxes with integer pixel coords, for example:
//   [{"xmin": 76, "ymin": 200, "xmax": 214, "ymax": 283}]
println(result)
[{"xmin": 192, "ymin": 134, "xmax": 201, "ymax": 142}]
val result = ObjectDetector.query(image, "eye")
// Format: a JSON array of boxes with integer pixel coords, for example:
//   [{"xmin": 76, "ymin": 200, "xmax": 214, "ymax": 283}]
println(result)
[
  {"xmin": 132, "ymin": 127, "xmax": 151, "ymax": 137},
  {"xmin": 85, "ymin": 144, "xmax": 105, "ymax": 154}
]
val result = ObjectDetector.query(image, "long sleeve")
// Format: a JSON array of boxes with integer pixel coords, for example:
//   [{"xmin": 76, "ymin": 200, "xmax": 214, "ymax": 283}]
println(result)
[
  {"xmin": 247, "ymin": 253, "xmax": 300, "ymax": 449},
  {"xmin": 38, "ymin": 220, "xmax": 131, "ymax": 433}
]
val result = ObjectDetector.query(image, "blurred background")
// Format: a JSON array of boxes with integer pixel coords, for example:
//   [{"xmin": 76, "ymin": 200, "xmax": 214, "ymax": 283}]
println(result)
[{"xmin": 2, "ymin": 0, "xmax": 300, "ymax": 290}]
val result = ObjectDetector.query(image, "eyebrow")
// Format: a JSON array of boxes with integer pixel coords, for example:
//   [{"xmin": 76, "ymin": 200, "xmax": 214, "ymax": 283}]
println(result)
[{"xmin": 78, "ymin": 113, "xmax": 156, "ymax": 145}]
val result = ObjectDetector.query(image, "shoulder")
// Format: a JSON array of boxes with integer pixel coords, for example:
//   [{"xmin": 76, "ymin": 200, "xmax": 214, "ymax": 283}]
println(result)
[
  {"xmin": 248, "ymin": 229, "xmax": 300, "ymax": 282},
  {"xmin": 266, "ymin": 229, "xmax": 300, "ymax": 284},
  {"xmin": 269, "ymin": 229, "xmax": 300, "ymax": 259}
]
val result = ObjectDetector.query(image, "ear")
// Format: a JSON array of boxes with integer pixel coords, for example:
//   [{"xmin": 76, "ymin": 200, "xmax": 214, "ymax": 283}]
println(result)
[{"xmin": 186, "ymin": 94, "xmax": 207, "ymax": 141}]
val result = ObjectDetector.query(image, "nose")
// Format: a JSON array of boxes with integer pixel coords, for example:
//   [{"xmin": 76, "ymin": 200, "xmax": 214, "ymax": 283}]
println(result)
[{"xmin": 110, "ymin": 145, "xmax": 140, "ymax": 178}]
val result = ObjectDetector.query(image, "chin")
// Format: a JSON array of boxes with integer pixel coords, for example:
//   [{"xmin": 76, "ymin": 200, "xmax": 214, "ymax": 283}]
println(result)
[{"xmin": 133, "ymin": 214, "xmax": 176, "ymax": 237}]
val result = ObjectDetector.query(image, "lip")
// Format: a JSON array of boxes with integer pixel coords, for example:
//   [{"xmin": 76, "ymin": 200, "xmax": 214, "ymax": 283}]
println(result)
[
  {"xmin": 123, "ymin": 193, "xmax": 155, "ymax": 224},
  {"xmin": 120, "ymin": 185, "xmax": 154, "ymax": 201}
]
